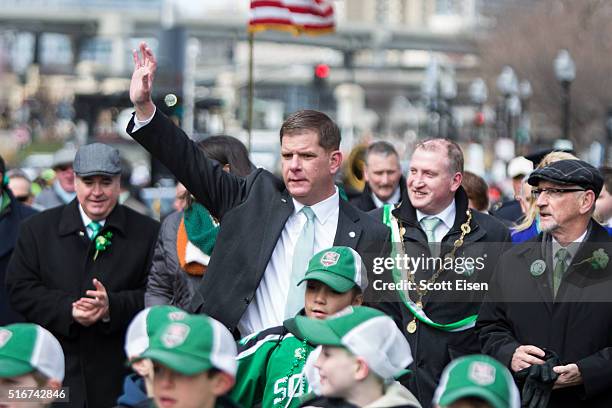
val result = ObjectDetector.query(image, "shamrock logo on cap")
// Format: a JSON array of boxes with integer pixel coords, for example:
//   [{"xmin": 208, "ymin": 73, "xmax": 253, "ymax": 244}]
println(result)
[
  {"xmin": 0, "ymin": 329, "xmax": 11, "ymax": 348},
  {"xmin": 320, "ymin": 251, "xmax": 340, "ymax": 267},
  {"xmin": 168, "ymin": 311, "xmax": 187, "ymax": 321},
  {"xmin": 161, "ymin": 323, "xmax": 190, "ymax": 349},
  {"xmin": 469, "ymin": 362, "xmax": 496, "ymax": 386}
]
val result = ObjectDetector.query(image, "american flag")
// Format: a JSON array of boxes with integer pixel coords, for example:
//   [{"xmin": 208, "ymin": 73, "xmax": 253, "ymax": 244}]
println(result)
[{"xmin": 249, "ymin": 0, "xmax": 335, "ymax": 35}]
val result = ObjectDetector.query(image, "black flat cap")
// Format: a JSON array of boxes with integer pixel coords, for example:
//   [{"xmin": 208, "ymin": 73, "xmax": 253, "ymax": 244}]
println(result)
[
  {"xmin": 73, "ymin": 143, "xmax": 121, "ymax": 177},
  {"xmin": 528, "ymin": 159, "xmax": 603, "ymax": 195}
]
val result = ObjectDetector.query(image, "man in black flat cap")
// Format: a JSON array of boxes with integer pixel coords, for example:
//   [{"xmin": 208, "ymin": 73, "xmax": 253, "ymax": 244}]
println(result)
[
  {"xmin": 6, "ymin": 143, "xmax": 159, "ymax": 408},
  {"xmin": 477, "ymin": 159, "xmax": 612, "ymax": 408}
]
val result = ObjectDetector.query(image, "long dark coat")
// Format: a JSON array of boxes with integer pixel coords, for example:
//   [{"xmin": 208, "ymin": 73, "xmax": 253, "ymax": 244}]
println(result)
[
  {"xmin": 373, "ymin": 187, "xmax": 511, "ymax": 407},
  {"xmin": 6, "ymin": 200, "xmax": 159, "ymax": 408},
  {"xmin": 0, "ymin": 189, "xmax": 37, "ymax": 324},
  {"xmin": 477, "ymin": 221, "xmax": 612, "ymax": 407},
  {"xmin": 128, "ymin": 111, "xmax": 389, "ymax": 331}
]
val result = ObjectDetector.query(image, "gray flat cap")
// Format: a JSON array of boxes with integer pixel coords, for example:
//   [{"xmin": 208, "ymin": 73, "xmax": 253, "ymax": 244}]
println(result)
[
  {"xmin": 528, "ymin": 159, "xmax": 604, "ymax": 195},
  {"xmin": 52, "ymin": 146, "xmax": 77, "ymax": 169},
  {"xmin": 73, "ymin": 143, "xmax": 121, "ymax": 177}
]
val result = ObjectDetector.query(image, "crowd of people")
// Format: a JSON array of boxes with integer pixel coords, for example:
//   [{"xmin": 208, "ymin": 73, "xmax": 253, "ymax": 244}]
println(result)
[{"xmin": 0, "ymin": 42, "xmax": 611, "ymax": 408}]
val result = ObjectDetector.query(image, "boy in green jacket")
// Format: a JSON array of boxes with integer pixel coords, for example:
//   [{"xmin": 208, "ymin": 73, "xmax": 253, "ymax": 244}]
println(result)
[{"xmin": 231, "ymin": 246, "xmax": 368, "ymax": 408}]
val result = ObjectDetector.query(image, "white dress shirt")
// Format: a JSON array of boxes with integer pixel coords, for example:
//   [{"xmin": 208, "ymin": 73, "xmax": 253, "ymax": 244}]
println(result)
[
  {"xmin": 371, "ymin": 186, "xmax": 401, "ymax": 209},
  {"xmin": 416, "ymin": 200, "xmax": 456, "ymax": 243},
  {"xmin": 238, "ymin": 190, "xmax": 339, "ymax": 335},
  {"xmin": 78, "ymin": 205, "xmax": 106, "ymax": 239},
  {"xmin": 552, "ymin": 229, "xmax": 588, "ymax": 267}
]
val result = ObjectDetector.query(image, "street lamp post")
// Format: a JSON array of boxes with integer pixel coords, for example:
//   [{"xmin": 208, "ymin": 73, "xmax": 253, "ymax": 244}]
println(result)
[
  {"xmin": 496, "ymin": 66, "xmax": 519, "ymax": 139},
  {"xmin": 421, "ymin": 58, "xmax": 457, "ymax": 139},
  {"xmin": 440, "ymin": 67, "xmax": 457, "ymax": 139},
  {"xmin": 554, "ymin": 49, "xmax": 576, "ymax": 141},
  {"xmin": 516, "ymin": 79, "xmax": 532, "ymax": 151}
]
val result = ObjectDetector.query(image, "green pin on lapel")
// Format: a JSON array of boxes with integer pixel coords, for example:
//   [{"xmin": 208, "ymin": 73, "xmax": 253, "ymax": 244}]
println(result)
[{"xmin": 530, "ymin": 260, "xmax": 546, "ymax": 277}]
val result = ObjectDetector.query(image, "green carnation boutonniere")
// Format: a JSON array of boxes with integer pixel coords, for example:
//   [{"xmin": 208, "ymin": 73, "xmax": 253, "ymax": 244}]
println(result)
[
  {"xmin": 93, "ymin": 232, "xmax": 113, "ymax": 261},
  {"xmin": 575, "ymin": 248, "xmax": 609, "ymax": 270}
]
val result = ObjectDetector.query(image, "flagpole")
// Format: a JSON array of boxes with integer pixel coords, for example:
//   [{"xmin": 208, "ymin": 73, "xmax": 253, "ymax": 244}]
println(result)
[{"xmin": 247, "ymin": 31, "xmax": 254, "ymax": 153}]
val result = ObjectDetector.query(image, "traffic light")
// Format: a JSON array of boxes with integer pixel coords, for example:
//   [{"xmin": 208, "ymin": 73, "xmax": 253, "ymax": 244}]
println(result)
[{"xmin": 313, "ymin": 64, "xmax": 330, "ymax": 88}]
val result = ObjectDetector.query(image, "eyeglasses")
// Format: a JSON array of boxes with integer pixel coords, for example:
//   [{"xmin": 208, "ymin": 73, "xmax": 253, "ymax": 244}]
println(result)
[{"xmin": 531, "ymin": 187, "xmax": 586, "ymax": 199}]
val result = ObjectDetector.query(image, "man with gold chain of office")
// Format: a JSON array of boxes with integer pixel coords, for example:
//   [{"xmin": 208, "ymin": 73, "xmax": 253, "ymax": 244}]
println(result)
[{"xmin": 373, "ymin": 138, "xmax": 510, "ymax": 407}]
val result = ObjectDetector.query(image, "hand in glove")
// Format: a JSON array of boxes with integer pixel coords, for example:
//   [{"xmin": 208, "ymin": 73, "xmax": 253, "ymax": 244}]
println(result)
[{"xmin": 516, "ymin": 349, "xmax": 560, "ymax": 408}]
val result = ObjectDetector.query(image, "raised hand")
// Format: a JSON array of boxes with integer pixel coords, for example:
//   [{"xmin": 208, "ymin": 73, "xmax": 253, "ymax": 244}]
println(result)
[{"xmin": 130, "ymin": 42, "xmax": 157, "ymax": 120}]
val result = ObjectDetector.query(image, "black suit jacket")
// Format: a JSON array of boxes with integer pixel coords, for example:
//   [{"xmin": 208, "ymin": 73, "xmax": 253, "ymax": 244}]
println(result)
[
  {"xmin": 6, "ymin": 200, "xmax": 159, "ymax": 408},
  {"xmin": 477, "ymin": 222, "xmax": 612, "ymax": 407},
  {"xmin": 128, "ymin": 110, "xmax": 389, "ymax": 331}
]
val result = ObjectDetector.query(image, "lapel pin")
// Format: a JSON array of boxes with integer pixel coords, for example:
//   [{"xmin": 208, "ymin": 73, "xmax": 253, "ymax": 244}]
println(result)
[
  {"xmin": 281, "ymin": 198, "xmax": 287, "ymax": 203},
  {"xmin": 349, "ymin": 231, "xmax": 356, "ymax": 238},
  {"xmin": 79, "ymin": 231, "xmax": 85, "ymax": 236},
  {"xmin": 530, "ymin": 259, "xmax": 546, "ymax": 277}
]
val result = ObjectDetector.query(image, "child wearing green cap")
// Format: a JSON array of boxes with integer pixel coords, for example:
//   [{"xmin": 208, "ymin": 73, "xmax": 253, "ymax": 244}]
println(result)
[
  {"xmin": 287, "ymin": 305, "xmax": 421, "ymax": 408},
  {"xmin": 433, "ymin": 354, "xmax": 520, "ymax": 408},
  {"xmin": 136, "ymin": 313, "xmax": 241, "ymax": 408},
  {"xmin": 0, "ymin": 323, "xmax": 65, "ymax": 408},
  {"xmin": 115, "ymin": 305, "xmax": 187, "ymax": 408},
  {"xmin": 230, "ymin": 246, "xmax": 368, "ymax": 408}
]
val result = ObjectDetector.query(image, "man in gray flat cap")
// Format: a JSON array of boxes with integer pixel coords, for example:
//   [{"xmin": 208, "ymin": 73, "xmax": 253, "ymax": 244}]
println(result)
[
  {"xmin": 478, "ymin": 159, "xmax": 612, "ymax": 408},
  {"xmin": 34, "ymin": 145, "xmax": 78, "ymax": 209},
  {"xmin": 6, "ymin": 143, "xmax": 159, "ymax": 408}
]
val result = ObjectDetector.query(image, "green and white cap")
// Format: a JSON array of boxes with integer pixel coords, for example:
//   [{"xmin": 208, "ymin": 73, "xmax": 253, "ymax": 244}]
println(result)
[
  {"xmin": 285, "ymin": 306, "xmax": 412, "ymax": 381},
  {"xmin": 0, "ymin": 323, "xmax": 65, "ymax": 381},
  {"xmin": 433, "ymin": 354, "xmax": 520, "ymax": 408},
  {"xmin": 141, "ymin": 314, "xmax": 237, "ymax": 378},
  {"xmin": 298, "ymin": 246, "xmax": 368, "ymax": 293},
  {"xmin": 125, "ymin": 305, "xmax": 187, "ymax": 358}
]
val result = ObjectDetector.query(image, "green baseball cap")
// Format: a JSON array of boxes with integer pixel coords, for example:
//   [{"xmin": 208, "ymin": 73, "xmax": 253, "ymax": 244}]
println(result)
[
  {"xmin": 285, "ymin": 306, "xmax": 412, "ymax": 381},
  {"xmin": 298, "ymin": 246, "xmax": 368, "ymax": 293},
  {"xmin": 141, "ymin": 314, "xmax": 237, "ymax": 378},
  {"xmin": 433, "ymin": 355, "xmax": 520, "ymax": 408},
  {"xmin": 0, "ymin": 323, "xmax": 65, "ymax": 381},
  {"xmin": 125, "ymin": 305, "xmax": 187, "ymax": 358}
]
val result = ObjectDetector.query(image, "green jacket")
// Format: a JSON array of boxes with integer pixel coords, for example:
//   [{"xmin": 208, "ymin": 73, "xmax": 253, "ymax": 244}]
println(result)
[{"xmin": 231, "ymin": 321, "xmax": 314, "ymax": 408}]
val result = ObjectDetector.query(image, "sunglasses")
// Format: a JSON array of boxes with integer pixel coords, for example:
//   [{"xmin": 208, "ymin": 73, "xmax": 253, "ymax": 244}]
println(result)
[{"xmin": 15, "ymin": 195, "xmax": 30, "ymax": 203}]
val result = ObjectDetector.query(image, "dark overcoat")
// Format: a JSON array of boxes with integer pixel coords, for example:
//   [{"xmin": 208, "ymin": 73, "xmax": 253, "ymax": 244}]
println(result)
[
  {"xmin": 6, "ymin": 200, "xmax": 159, "ymax": 408},
  {"xmin": 373, "ymin": 187, "xmax": 511, "ymax": 407},
  {"xmin": 128, "ymin": 110, "xmax": 390, "ymax": 331},
  {"xmin": 0, "ymin": 189, "xmax": 37, "ymax": 324},
  {"xmin": 477, "ymin": 221, "xmax": 612, "ymax": 407},
  {"xmin": 349, "ymin": 175, "xmax": 408, "ymax": 212}
]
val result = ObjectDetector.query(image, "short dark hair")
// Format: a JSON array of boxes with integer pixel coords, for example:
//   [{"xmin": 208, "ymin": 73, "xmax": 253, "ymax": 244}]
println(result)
[
  {"xmin": 414, "ymin": 138, "xmax": 464, "ymax": 175},
  {"xmin": 365, "ymin": 141, "xmax": 398, "ymax": 163},
  {"xmin": 600, "ymin": 166, "xmax": 612, "ymax": 193},
  {"xmin": 280, "ymin": 110, "xmax": 340, "ymax": 151},
  {"xmin": 198, "ymin": 136, "xmax": 254, "ymax": 177},
  {"xmin": 462, "ymin": 171, "xmax": 489, "ymax": 211}
]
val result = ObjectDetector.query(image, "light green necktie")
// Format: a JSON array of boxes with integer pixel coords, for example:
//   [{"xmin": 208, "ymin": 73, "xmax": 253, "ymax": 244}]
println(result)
[
  {"xmin": 553, "ymin": 248, "xmax": 570, "ymax": 298},
  {"xmin": 88, "ymin": 221, "xmax": 102, "ymax": 241},
  {"xmin": 420, "ymin": 216, "xmax": 442, "ymax": 256},
  {"xmin": 285, "ymin": 207, "xmax": 316, "ymax": 318}
]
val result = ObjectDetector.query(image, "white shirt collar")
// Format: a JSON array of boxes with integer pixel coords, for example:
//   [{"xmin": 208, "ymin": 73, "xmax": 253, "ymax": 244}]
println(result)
[
  {"xmin": 416, "ymin": 200, "xmax": 456, "ymax": 229},
  {"xmin": 371, "ymin": 186, "xmax": 401, "ymax": 208},
  {"xmin": 552, "ymin": 228, "xmax": 588, "ymax": 262},
  {"xmin": 292, "ymin": 188, "xmax": 339, "ymax": 224},
  {"xmin": 78, "ymin": 204, "xmax": 106, "ymax": 228}
]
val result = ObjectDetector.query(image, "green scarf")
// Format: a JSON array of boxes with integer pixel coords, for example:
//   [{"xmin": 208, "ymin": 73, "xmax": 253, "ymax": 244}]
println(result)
[
  {"xmin": 0, "ymin": 191, "xmax": 10, "ymax": 214},
  {"xmin": 183, "ymin": 203, "xmax": 219, "ymax": 255}
]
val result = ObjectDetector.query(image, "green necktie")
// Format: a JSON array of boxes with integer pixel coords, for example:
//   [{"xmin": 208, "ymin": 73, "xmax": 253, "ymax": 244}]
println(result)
[
  {"xmin": 553, "ymin": 248, "xmax": 570, "ymax": 297},
  {"xmin": 88, "ymin": 221, "xmax": 102, "ymax": 241},
  {"xmin": 285, "ymin": 206, "xmax": 316, "ymax": 318},
  {"xmin": 420, "ymin": 216, "xmax": 442, "ymax": 256}
]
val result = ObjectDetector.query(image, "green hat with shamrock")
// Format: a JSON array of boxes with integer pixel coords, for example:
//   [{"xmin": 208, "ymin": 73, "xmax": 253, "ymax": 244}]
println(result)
[
  {"xmin": 433, "ymin": 354, "xmax": 520, "ymax": 408},
  {"xmin": 285, "ymin": 306, "xmax": 412, "ymax": 381},
  {"xmin": 0, "ymin": 323, "xmax": 65, "ymax": 381},
  {"xmin": 125, "ymin": 305, "xmax": 187, "ymax": 358},
  {"xmin": 141, "ymin": 314, "xmax": 237, "ymax": 378},
  {"xmin": 298, "ymin": 246, "xmax": 368, "ymax": 293}
]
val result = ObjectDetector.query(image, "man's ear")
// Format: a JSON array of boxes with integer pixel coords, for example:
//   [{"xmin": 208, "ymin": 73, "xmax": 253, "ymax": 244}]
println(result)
[
  {"xmin": 211, "ymin": 372, "xmax": 235, "ymax": 396},
  {"xmin": 450, "ymin": 172, "xmax": 463, "ymax": 193},
  {"xmin": 580, "ymin": 190, "xmax": 596, "ymax": 215},
  {"xmin": 329, "ymin": 150, "xmax": 343, "ymax": 175},
  {"xmin": 46, "ymin": 378, "xmax": 62, "ymax": 390},
  {"xmin": 352, "ymin": 293, "xmax": 363, "ymax": 306}
]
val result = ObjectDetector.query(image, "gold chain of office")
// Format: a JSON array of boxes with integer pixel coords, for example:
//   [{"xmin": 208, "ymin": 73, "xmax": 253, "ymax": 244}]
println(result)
[{"xmin": 396, "ymin": 209, "xmax": 472, "ymax": 333}]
